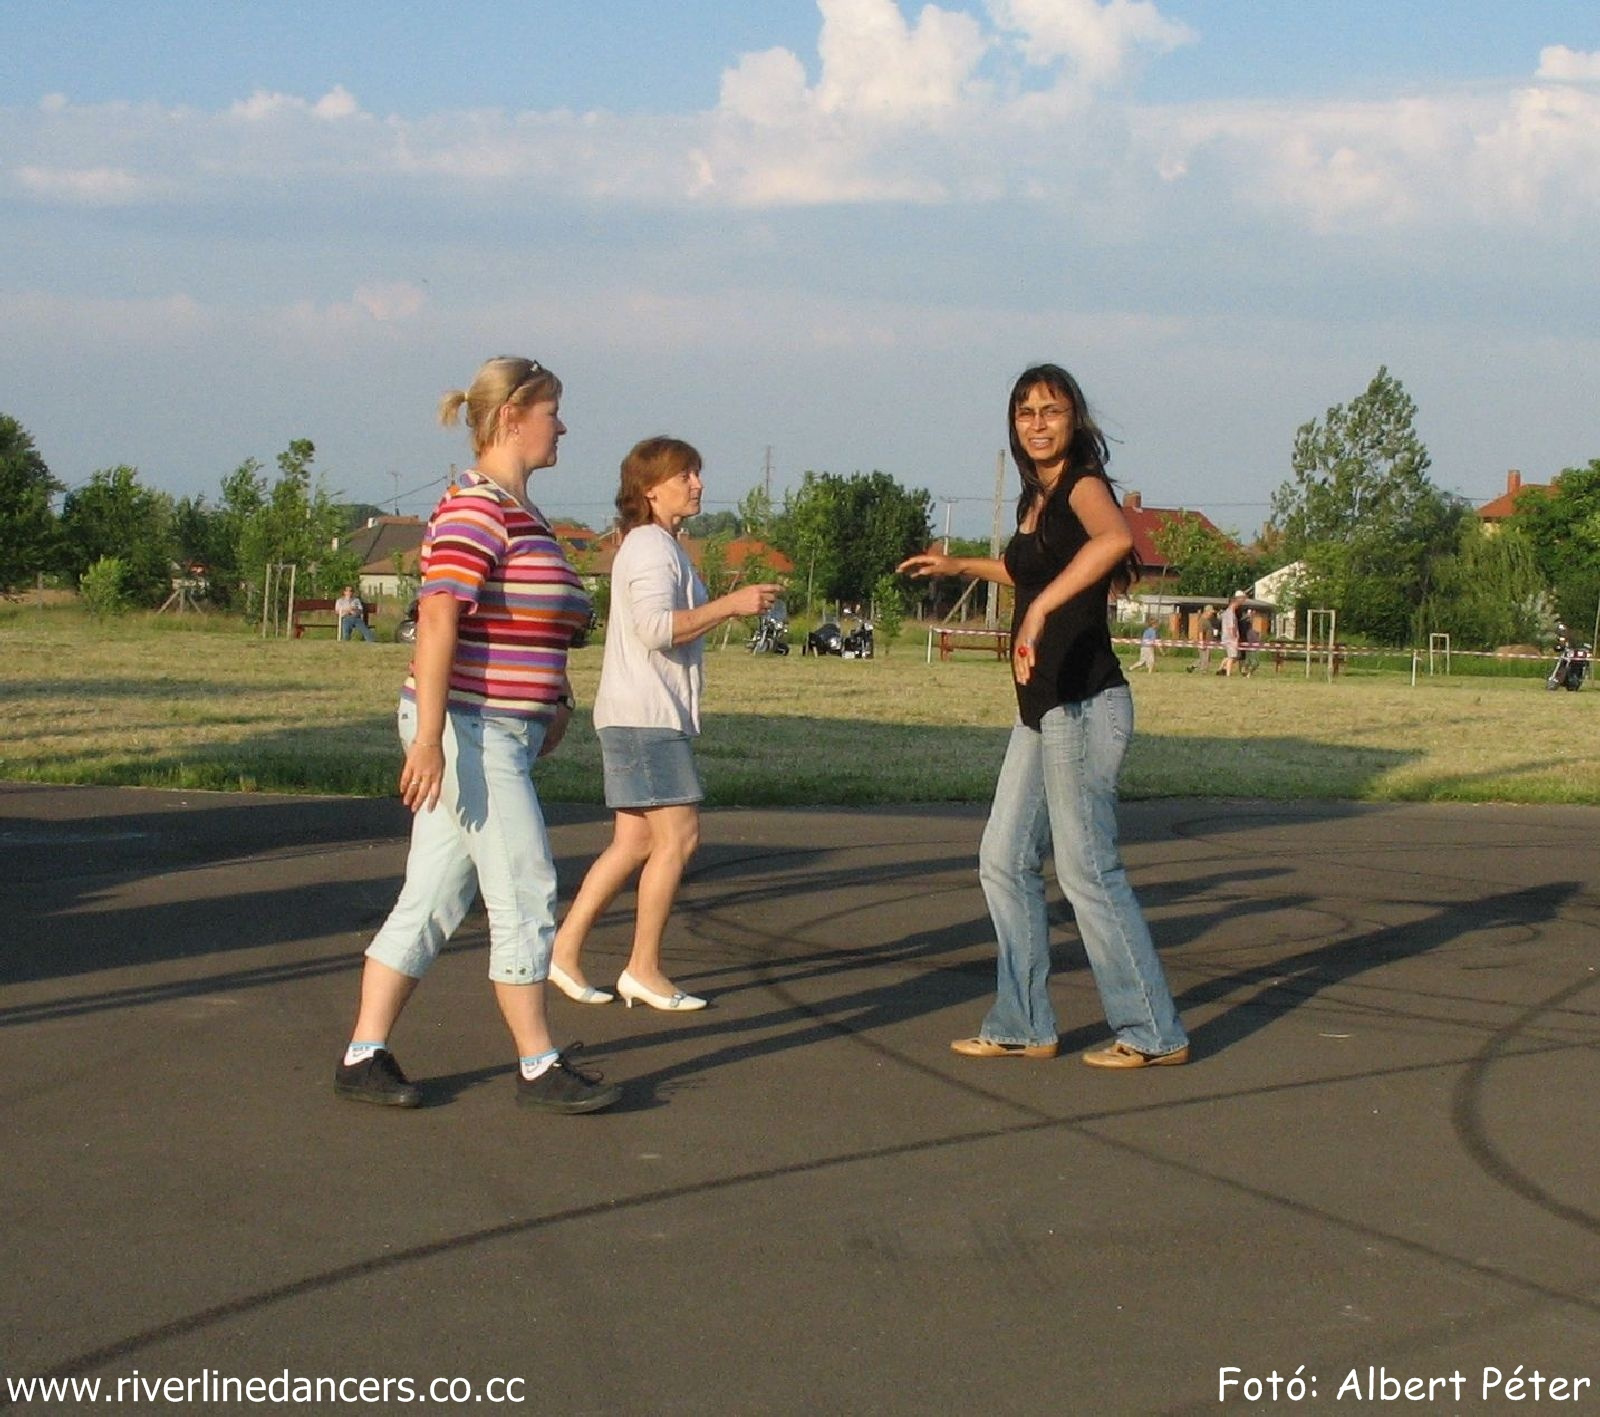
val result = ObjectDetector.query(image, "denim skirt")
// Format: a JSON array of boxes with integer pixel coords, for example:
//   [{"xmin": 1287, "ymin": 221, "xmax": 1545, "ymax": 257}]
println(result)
[{"xmin": 597, "ymin": 726, "xmax": 705, "ymax": 809}]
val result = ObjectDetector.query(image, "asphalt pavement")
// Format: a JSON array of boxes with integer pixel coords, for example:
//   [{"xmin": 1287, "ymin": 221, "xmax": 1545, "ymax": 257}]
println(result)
[{"xmin": 2, "ymin": 782, "xmax": 1598, "ymax": 1414}]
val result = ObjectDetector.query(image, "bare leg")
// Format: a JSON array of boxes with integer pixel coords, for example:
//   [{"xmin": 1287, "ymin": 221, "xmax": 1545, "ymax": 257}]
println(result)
[
  {"xmin": 625, "ymin": 805, "xmax": 701, "ymax": 995},
  {"xmin": 350, "ymin": 957, "xmax": 421, "ymax": 1044},
  {"xmin": 492, "ymin": 981, "xmax": 554, "ymax": 1059},
  {"xmin": 552, "ymin": 811, "xmax": 653, "ymax": 988}
]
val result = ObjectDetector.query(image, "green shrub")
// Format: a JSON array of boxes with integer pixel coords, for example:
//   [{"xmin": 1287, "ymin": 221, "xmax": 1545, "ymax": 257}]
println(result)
[{"xmin": 79, "ymin": 557, "xmax": 130, "ymax": 617}]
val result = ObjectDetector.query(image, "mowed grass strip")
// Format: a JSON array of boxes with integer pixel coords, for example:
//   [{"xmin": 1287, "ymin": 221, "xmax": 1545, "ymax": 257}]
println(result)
[{"xmin": 1, "ymin": 610, "xmax": 1596, "ymax": 805}]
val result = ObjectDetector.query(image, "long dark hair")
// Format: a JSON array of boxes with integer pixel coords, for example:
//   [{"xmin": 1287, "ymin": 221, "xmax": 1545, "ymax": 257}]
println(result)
[{"xmin": 1007, "ymin": 363, "xmax": 1138, "ymax": 588}]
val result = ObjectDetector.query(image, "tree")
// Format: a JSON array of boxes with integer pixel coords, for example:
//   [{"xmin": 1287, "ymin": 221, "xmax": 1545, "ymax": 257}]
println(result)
[
  {"xmin": 1150, "ymin": 514, "xmax": 1259, "ymax": 597},
  {"xmin": 79, "ymin": 556, "xmax": 130, "ymax": 616},
  {"xmin": 681, "ymin": 509, "xmax": 741, "ymax": 539},
  {"xmin": 737, "ymin": 485, "xmax": 775, "ymax": 542},
  {"xmin": 208, "ymin": 458, "xmax": 266, "ymax": 608},
  {"xmin": 1419, "ymin": 520, "xmax": 1545, "ymax": 648},
  {"xmin": 773, "ymin": 470, "xmax": 932, "ymax": 609},
  {"xmin": 0, "ymin": 415, "xmax": 61, "ymax": 590},
  {"xmin": 58, "ymin": 466, "xmax": 176, "ymax": 607},
  {"xmin": 1267, "ymin": 368, "xmax": 1467, "ymax": 642},
  {"xmin": 698, "ymin": 533, "xmax": 734, "ymax": 599},
  {"xmin": 871, "ymin": 572, "xmax": 906, "ymax": 653},
  {"xmin": 236, "ymin": 440, "xmax": 355, "ymax": 597},
  {"xmin": 1506, "ymin": 460, "xmax": 1600, "ymax": 632}
]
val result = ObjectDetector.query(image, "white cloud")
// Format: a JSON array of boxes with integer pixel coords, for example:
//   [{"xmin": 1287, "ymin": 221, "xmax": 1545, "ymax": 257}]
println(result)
[
  {"xmin": 989, "ymin": 0, "xmax": 1196, "ymax": 86},
  {"xmin": 1537, "ymin": 45, "xmax": 1600, "ymax": 82},
  {"xmin": 718, "ymin": 48, "xmax": 813, "ymax": 127},
  {"xmin": 0, "ymin": 282, "xmax": 429, "ymax": 356},
  {"xmin": 699, "ymin": 0, "xmax": 992, "ymax": 203},
  {"xmin": 812, "ymin": 0, "xmax": 989, "ymax": 118},
  {"xmin": 0, "ymin": 290, "xmax": 211, "ymax": 342},
  {"xmin": 313, "ymin": 86, "xmax": 360, "ymax": 120},
  {"xmin": 1142, "ymin": 74, "xmax": 1600, "ymax": 232},
  {"xmin": 353, "ymin": 282, "xmax": 427, "ymax": 322},
  {"xmin": 229, "ymin": 85, "xmax": 364, "ymax": 122},
  {"xmin": 5, "ymin": 13, "xmax": 1600, "ymax": 233},
  {"xmin": 14, "ymin": 165, "xmax": 159, "ymax": 206},
  {"xmin": 1466, "ymin": 83, "xmax": 1600, "ymax": 223}
]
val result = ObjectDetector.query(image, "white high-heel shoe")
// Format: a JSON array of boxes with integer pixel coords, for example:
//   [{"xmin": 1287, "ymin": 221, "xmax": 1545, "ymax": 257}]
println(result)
[
  {"xmin": 548, "ymin": 963, "xmax": 614, "ymax": 1005},
  {"xmin": 616, "ymin": 970, "xmax": 706, "ymax": 1012}
]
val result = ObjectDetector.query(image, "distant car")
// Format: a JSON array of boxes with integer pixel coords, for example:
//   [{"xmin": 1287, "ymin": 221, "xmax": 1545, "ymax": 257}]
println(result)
[{"xmin": 804, "ymin": 621, "xmax": 842, "ymax": 656}]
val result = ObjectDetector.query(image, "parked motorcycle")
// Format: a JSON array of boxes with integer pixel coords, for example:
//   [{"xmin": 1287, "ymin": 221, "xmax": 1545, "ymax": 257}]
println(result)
[
  {"xmin": 1547, "ymin": 626, "xmax": 1591, "ymax": 691},
  {"xmin": 841, "ymin": 616, "xmax": 874, "ymax": 659},
  {"xmin": 748, "ymin": 600, "xmax": 790, "ymax": 655},
  {"xmin": 395, "ymin": 598, "xmax": 419, "ymax": 644}
]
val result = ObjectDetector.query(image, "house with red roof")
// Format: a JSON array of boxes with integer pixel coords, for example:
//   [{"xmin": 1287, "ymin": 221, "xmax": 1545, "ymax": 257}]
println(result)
[
  {"xmin": 1116, "ymin": 490, "xmax": 1232, "ymax": 583},
  {"xmin": 1477, "ymin": 469, "xmax": 1552, "ymax": 528},
  {"xmin": 584, "ymin": 528, "xmax": 794, "ymax": 582}
]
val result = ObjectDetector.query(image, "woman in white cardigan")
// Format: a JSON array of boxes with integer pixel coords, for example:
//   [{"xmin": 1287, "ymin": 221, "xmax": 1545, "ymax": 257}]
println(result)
[{"xmin": 551, "ymin": 437, "xmax": 781, "ymax": 1011}]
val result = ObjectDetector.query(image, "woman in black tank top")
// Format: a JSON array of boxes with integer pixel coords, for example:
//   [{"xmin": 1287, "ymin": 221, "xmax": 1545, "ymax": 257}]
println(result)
[{"xmin": 899, "ymin": 364, "xmax": 1188, "ymax": 1068}]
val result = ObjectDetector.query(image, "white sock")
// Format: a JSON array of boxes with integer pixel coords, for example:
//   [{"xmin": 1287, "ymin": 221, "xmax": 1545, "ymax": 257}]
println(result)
[
  {"xmin": 520, "ymin": 1049, "xmax": 559, "ymax": 1081},
  {"xmin": 343, "ymin": 1040, "xmax": 385, "ymax": 1066}
]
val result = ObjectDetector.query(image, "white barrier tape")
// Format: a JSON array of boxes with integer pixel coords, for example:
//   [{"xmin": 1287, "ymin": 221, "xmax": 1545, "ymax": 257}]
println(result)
[
  {"xmin": 928, "ymin": 629, "xmax": 1568, "ymax": 663},
  {"xmin": 1110, "ymin": 638, "xmax": 1565, "ymax": 661}
]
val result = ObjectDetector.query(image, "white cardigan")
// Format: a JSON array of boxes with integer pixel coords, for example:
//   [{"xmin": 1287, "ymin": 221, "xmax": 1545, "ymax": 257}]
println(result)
[{"xmin": 592, "ymin": 524, "xmax": 707, "ymax": 735}]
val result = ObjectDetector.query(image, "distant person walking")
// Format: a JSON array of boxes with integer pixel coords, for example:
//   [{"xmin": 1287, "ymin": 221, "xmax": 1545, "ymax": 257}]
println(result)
[
  {"xmin": 1220, "ymin": 589, "xmax": 1248, "ymax": 676},
  {"xmin": 550, "ymin": 437, "xmax": 781, "ymax": 1013},
  {"xmin": 335, "ymin": 355, "xmax": 620, "ymax": 1115},
  {"xmin": 1190, "ymin": 605, "xmax": 1216, "ymax": 673},
  {"xmin": 1137, "ymin": 617, "xmax": 1159, "ymax": 672},
  {"xmin": 336, "ymin": 585, "xmax": 376, "ymax": 642},
  {"xmin": 899, "ymin": 363, "xmax": 1187, "ymax": 1069}
]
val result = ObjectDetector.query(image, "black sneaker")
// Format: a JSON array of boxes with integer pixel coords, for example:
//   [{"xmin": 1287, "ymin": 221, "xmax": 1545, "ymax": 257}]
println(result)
[
  {"xmin": 516, "ymin": 1044, "xmax": 621, "ymax": 1115},
  {"xmin": 335, "ymin": 1048, "xmax": 422, "ymax": 1108}
]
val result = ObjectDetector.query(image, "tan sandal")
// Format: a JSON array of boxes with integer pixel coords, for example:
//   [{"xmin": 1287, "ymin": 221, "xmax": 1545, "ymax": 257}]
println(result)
[
  {"xmin": 950, "ymin": 1037, "xmax": 1058, "ymax": 1060},
  {"xmin": 1082, "ymin": 1040, "xmax": 1190, "ymax": 1069}
]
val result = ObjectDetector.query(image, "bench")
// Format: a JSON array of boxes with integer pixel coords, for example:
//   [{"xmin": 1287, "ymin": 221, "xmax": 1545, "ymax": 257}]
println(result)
[
  {"xmin": 1265, "ymin": 641, "xmax": 1346, "ymax": 675},
  {"xmin": 937, "ymin": 627, "xmax": 1011, "ymax": 661},
  {"xmin": 291, "ymin": 598, "xmax": 373, "ymax": 639}
]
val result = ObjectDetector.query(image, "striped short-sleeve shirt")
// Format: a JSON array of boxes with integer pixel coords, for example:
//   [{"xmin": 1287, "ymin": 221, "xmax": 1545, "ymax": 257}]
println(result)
[{"xmin": 402, "ymin": 470, "xmax": 591, "ymax": 717}]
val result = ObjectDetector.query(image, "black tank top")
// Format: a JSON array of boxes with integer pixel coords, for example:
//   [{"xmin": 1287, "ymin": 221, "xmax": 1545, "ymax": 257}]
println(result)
[{"xmin": 1003, "ymin": 468, "xmax": 1126, "ymax": 730}]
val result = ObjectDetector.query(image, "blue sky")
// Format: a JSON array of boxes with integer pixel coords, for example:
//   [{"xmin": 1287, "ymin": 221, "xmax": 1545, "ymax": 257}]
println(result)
[{"xmin": 3, "ymin": 0, "xmax": 1598, "ymax": 539}]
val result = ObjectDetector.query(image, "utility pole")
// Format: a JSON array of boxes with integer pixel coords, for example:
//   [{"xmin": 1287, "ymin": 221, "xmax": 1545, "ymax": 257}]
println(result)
[
  {"xmin": 763, "ymin": 445, "xmax": 773, "ymax": 503},
  {"xmin": 985, "ymin": 450, "xmax": 1005, "ymax": 629},
  {"xmin": 942, "ymin": 500, "xmax": 953, "ymax": 553},
  {"xmin": 390, "ymin": 470, "xmax": 400, "ymax": 515}
]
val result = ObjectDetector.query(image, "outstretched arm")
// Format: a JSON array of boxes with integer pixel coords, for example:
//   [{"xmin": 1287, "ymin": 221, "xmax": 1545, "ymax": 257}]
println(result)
[
  {"xmin": 896, "ymin": 551, "xmax": 1013, "ymax": 587},
  {"xmin": 668, "ymin": 583, "xmax": 783, "ymax": 646}
]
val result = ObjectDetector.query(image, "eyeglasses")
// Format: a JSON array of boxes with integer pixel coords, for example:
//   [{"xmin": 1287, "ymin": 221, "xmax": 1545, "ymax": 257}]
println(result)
[{"xmin": 1015, "ymin": 403, "xmax": 1069, "ymax": 425}]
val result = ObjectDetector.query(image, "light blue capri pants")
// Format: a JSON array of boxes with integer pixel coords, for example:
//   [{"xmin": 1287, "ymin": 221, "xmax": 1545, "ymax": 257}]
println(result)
[{"xmin": 365, "ymin": 699, "xmax": 556, "ymax": 984}]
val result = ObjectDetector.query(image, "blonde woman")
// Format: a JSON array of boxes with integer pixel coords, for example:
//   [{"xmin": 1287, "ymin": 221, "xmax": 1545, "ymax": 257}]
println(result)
[
  {"xmin": 550, "ymin": 437, "xmax": 780, "ymax": 1012},
  {"xmin": 335, "ymin": 356, "xmax": 621, "ymax": 1114}
]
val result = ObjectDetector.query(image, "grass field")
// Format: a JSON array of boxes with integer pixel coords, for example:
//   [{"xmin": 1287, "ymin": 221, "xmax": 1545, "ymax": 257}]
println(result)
[{"xmin": 2, "ymin": 606, "xmax": 1597, "ymax": 806}]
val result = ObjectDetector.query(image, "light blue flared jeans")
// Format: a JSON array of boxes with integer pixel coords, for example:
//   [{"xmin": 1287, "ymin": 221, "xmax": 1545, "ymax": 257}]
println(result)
[
  {"xmin": 365, "ymin": 699, "xmax": 556, "ymax": 984},
  {"xmin": 976, "ymin": 687, "xmax": 1187, "ymax": 1056}
]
